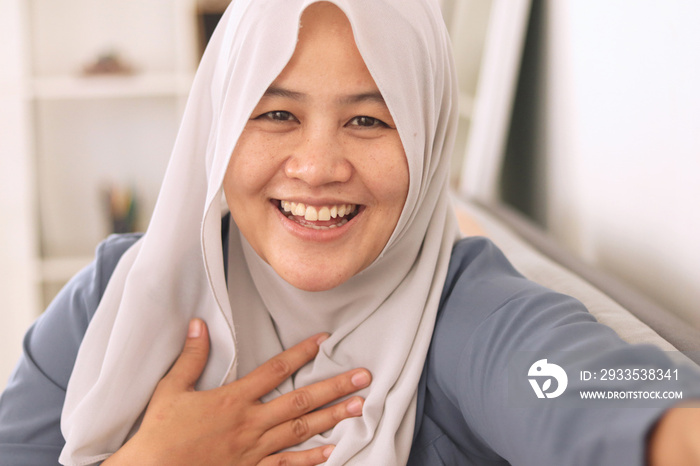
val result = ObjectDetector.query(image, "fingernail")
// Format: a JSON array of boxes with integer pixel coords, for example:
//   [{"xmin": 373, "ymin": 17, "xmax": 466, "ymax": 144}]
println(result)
[
  {"xmin": 316, "ymin": 333, "xmax": 330, "ymax": 345},
  {"xmin": 347, "ymin": 398, "xmax": 364, "ymax": 416},
  {"xmin": 188, "ymin": 319, "xmax": 202, "ymax": 338},
  {"xmin": 323, "ymin": 445, "xmax": 335, "ymax": 458},
  {"xmin": 351, "ymin": 370, "xmax": 370, "ymax": 388}
]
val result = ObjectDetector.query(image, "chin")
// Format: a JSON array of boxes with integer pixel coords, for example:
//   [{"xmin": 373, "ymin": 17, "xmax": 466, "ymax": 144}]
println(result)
[
  {"xmin": 278, "ymin": 266, "xmax": 353, "ymax": 292},
  {"xmin": 286, "ymin": 275, "xmax": 347, "ymax": 293}
]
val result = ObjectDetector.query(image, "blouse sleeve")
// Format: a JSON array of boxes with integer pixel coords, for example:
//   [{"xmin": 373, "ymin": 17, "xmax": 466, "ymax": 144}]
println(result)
[
  {"xmin": 0, "ymin": 234, "xmax": 140, "ymax": 465},
  {"xmin": 421, "ymin": 237, "xmax": 700, "ymax": 465}
]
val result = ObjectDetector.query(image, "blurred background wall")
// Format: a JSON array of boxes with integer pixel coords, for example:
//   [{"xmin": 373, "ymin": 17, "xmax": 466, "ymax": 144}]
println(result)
[{"xmin": 502, "ymin": 0, "xmax": 700, "ymax": 327}]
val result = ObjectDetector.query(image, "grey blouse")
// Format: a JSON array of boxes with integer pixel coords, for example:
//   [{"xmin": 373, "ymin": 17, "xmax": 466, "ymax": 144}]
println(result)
[{"xmin": 1, "ymin": 233, "xmax": 698, "ymax": 465}]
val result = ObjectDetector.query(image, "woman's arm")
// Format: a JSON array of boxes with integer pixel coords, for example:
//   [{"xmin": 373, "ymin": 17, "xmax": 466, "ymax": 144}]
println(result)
[
  {"xmin": 426, "ymin": 238, "xmax": 700, "ymax": 465},
  {"xmin": 0, "ymin": 242, "xmax": 113, "ymax": 464}
]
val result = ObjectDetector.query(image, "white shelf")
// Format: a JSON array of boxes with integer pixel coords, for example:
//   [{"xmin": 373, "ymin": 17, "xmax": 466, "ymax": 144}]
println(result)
[{"xmin": 32, "ymin": 73, "xmax": 194, "ymax": 100}]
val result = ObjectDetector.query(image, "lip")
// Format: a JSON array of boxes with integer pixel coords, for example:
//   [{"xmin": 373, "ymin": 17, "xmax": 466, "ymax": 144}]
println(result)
[{"xmin": 271, "ymin": 199, "xmax": 363, "ymax": 242}]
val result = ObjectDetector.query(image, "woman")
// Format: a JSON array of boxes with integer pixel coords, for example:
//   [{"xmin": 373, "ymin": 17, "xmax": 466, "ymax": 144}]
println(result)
[{"xmin": 1, "ymin": 0, "xmax": 699, "ymax": 465}]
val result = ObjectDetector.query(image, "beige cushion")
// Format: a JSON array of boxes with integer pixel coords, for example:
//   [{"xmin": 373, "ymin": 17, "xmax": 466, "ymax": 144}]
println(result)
[{"xmin": 453, "ymin": 198, "xmax": 677, "ymax": 351}]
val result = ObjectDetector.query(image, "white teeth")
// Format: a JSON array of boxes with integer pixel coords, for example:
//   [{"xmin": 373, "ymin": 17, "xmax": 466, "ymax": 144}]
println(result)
[
  {"xmin": 306, "ymin": 218, "xmax": 348, "ymax": 230},
  {"xmin": 281, "ymin": 201, "xmax": 356, "ymax": 225},
  {"xmin": 304, "ymin": 206, "xmax": 318, "ymax": 221},
  {"xmin": 318, "ymin": 206, "xmax": 331, "ymax": 221},
  {"xmin": 293, "ymin": 203, "xmax": 306, "ymax": 216}
]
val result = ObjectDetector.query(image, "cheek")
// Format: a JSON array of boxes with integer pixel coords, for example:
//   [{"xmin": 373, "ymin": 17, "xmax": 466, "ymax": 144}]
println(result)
[
  {"xmin": 368, "ymin": 144, "xmax": 409, "ymax": 209},
  {"xmin": 224, "ymin": 134, "xmax": 277, "ymax": 200}
]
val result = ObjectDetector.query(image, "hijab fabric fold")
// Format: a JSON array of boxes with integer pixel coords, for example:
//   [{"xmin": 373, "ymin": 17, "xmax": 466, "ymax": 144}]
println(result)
[{"xmin": 60, "ymin": 1, "xmax": 460, "ymax": 464}]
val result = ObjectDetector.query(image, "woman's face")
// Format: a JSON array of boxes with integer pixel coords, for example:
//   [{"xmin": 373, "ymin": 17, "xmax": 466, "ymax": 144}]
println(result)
[{"xmin": 224, "ymin": 3, "xmax": 409, "ymax": 292}]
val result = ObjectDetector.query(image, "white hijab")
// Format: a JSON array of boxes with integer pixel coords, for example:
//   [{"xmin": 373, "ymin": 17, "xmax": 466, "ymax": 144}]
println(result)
[{"xmin": 60, "ymin": 1, "xmax": 459, "ymax": 464}]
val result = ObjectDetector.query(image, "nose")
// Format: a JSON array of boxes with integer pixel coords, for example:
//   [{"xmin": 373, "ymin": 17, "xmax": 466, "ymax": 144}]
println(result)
[{"xmin": 284, "ymin": 128, "xmax": 353, "ymax": 187}]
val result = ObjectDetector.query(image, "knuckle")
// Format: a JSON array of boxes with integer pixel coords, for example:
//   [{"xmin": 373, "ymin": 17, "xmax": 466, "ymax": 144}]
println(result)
[
  {"xmin": 332, "ymin": 402, "xmax": 349, "ymax": 422},
  {"xmin": 291, "ymin": 417, "xmax": 310, "ymax": 439},
  {"xmin": 180, "ymin": 343, "xmax": 205, "ymax": 360},
  {"xmin": 302, "ymin": 340, "xmax": 319, "ymax": 359},
  {"xmin": 269, "ymin": 357, "xmax": 292, "ymax": 378},
  {"xmin": 264, "ymin": 457, "xmax": 290, "ymax": 466},
  {"xmin": 331, "ymin": 377, "xmax": 348, "ymax": 396},
  {"xmin": 218, "ymin": 391, "xmax": 244, "ymax": 412},
  {"xmin": 291, "ymin": 390, "xmax": 312, "ymax": 412}
]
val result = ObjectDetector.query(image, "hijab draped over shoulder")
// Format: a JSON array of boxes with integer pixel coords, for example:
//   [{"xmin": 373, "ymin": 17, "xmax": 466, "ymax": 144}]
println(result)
[{"xmin": 60, "ymin": 1, "xmax": 460, "ymax": 464}]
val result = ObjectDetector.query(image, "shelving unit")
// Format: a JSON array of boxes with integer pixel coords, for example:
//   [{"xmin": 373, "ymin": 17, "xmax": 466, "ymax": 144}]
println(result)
[
  {"xmin": 23, "ymin": 0, "xmax": 200, "ymax": 309},
  {"xmin": 31, "ymin": 73, "xmax": 194, "ymax": 100}
]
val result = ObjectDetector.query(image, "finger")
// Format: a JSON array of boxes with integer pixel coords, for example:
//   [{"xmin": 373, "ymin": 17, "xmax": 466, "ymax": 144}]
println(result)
[
  {"xmin": 258, "ymin": 445, "xmax": 335, "ymax": 466},
  {"xmin": 260, "ymin": 368, "xmax": 371, "ymax": 426},
  {"xmin": 259, "ymin": 396, "xmax": 364, "ymax": 455},
  {"xmin": 235, "ymin": 333, "xmax": 329, "ymax": 399},
  {"xmin": 161, "ymin": 319, "xmax": 210, "ymax": 391}
]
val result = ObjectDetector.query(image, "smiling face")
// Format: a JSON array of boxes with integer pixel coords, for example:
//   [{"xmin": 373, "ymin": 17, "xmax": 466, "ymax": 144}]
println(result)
[{"xmin": 223, "ymin": 3, "xmax": 409, "ymax": 292}]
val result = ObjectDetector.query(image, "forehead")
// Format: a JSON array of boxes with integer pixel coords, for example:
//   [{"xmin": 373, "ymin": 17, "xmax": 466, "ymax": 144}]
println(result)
[
  {"xmin": 298, "ymin": 2, "xmax": 355, "ymax": 42},
  {"xmin": 268, "ymin": 3, "xmax": 382, "ymax": 101}
]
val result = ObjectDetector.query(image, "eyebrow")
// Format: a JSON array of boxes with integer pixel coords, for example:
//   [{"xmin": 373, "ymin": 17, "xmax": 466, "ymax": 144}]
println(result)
[
  {"xmin": 263, "ymin": 85, "xmax": 387, "ymax": 106},
  {"xmin": 339, "ymin": 91, "xmax": 386, "ymax": 106},
  {"xmin": 262, "ymin": 86, "xmax": 306, "ymax": 100}
]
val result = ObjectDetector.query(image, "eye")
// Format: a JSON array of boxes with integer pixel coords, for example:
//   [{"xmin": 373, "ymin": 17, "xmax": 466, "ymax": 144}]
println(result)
[
  {"xmin": 255, "ymin": 110, "xmax": 298, "ymax": 122},
  {"xmin": 347, "ymin": 116, "xmax": 389, "ymax": 128}
]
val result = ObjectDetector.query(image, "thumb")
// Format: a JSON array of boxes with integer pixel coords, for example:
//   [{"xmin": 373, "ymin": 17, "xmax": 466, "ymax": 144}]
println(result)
[{"xmin": 164, "ymin": 318, "xmax": 210, "ymax": 391}]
